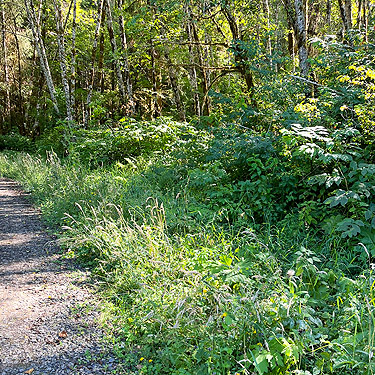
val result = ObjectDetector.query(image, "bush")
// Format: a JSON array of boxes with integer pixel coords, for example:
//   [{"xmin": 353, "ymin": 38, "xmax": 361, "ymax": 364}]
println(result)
[
  {"xmin": 0, "ymin": 133, "xmax": 35, "ymax": 152},
  {"xmin": 65, "ymin": 118, "xmax": 198, "ymax": 168},
  {"xmin": 35, "ymin": 125, "xmax": 68, "ymax": 156}
]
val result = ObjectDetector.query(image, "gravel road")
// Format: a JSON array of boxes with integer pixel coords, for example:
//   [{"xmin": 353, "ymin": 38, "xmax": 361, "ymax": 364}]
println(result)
[{"xmin": 0, "ymin": 178, "xmax": 124, "ymax": 375}]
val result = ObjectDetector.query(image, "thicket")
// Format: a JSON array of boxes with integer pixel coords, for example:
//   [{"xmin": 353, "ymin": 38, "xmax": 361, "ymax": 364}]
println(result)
[{"xmin": 1, "ymin": 39, "xmax": 375, "ymax": 374}]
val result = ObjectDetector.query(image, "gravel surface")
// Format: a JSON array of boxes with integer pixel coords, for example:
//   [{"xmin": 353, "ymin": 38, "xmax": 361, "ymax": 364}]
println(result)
[{"xmin": 0, "ymin": 179, "xmax": 124, "ymax": 375}]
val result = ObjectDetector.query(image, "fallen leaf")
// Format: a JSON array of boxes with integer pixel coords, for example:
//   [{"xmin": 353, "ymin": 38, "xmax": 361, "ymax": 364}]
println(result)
[
  {"xmin": 45, "ymin": 336, "xmax": 59, "ymax": 345},
  {"xmin": 58, "ymin": 330, "xmax": 68, "ymax": 338}
]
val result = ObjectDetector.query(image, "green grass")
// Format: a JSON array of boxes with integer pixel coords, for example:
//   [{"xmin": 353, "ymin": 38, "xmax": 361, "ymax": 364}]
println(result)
[{"xmin": 1, "ymin": 151, "xmax": 374, "ymax": 375}]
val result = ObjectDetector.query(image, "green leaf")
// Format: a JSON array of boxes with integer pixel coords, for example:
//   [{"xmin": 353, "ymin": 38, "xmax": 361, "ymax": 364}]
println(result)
[
  {"xmin": 254, "ymin": 353, "xmax": 269, "ymax": 375},
  {"xmin": 336, "ymin": 218, "xmax": 364, "ymax": 238},
  {"xmin": 324, "ymin": 190, "xmax": 348, "ymax": 207}
]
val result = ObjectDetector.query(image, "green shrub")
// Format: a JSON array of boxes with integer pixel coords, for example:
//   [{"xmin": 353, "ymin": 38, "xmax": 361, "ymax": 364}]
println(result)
[
  {"xmin": 65, "ymin": 118, "xmax": 201, "ymax": 168},
  {"xmin": 35, "ymin": 125, "xmax": 68, "ymax": 156},
  {"xmin": 0, "ymin": 133, "xmax": 35, "ymax": 152}
]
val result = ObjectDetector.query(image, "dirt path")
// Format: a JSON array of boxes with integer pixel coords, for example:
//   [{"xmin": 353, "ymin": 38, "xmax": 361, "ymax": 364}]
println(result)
[{"xmin": 0, "ymin": 179, "xmax": 122, "ymax": 375}]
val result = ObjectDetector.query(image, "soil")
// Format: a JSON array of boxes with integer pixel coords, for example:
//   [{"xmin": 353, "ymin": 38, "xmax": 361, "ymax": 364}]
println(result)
[{"xmin": 0, "ymin": 179, "xmax": 124, "ymax": 375}]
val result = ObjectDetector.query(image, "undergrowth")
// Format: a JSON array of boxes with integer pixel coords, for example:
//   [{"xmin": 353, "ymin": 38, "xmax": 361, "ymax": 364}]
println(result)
[{"xmin": 0, "ymin": 147, "xmax": 374, "ymax": 375}]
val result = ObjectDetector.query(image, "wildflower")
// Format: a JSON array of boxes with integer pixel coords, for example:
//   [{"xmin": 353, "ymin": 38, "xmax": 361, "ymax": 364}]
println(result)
[
  {"xmin": 287, "ymin": 269, "xmax": 295, "ymax": 278},
  {"xmin": 222, "ymin": 312, "xmax": 227, "ymax": 318},
  {"xmin": 140, "ymin": 357, "xmax": 144, "ymax": 361}
]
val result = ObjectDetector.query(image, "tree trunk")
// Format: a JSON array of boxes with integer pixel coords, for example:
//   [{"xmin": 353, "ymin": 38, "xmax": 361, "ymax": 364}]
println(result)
[
  {"xmin": 326, "ymin": 0, "xmax": 331, "ymax": 27},
  {"xmin": 24, "ymin": 0, "xmax": 60, "ymax": 114},
  {"xmin": 97, "ymin": 4, "xmax": 106, "ymax": 93},
  {"xmin": 345, "ymin": 0, "xmax": 352, "ymax": 29},
  {"xmin": 282, "ymin": 0, "xmax": 309, "ymax": 76},
  {"xmin": 149, "ymin": 44, "xmax": 161, "ymax": 118},
  {"xmin": 117, "ymin": 0, "xmax": 135, "ymax": 114},
  {"xmin": 164, "ymin": 48, "xmax": 186, "ymax": 121},
  {"xmin": 338, "ymin": 0, "xmax": 352, "ymax": 34},
  {"xmin": 222, "ymin": 5, "xmax": 256, "ymax": 102},
  {"xmin": 203, "ymin": 32, "xmax": 213, "ymax": 113},
  {"xmin": 189, "ymin": 7, "xmax": 210, "ymax": 115},
  {"xmin": 71, "ymin": 0, "xmax": 77, "ymax": 119},
  {"xmin": 363, "ymin": 0, "xmax": 369, "ymax": 42},
  {"xmin": 1, "ymin": 3, "xmax": 10, "ymax": 122},
  {"xmin": 294, "ymin": 0, "xmax": 309, "ymax": 77},
  {"xmin": 85, "ymin": 0, "xmax": 105, "ymax": 127},
  {"xmin": 262, "ymin": 0, "xmax": 273, "ymax": 69},
  {"xmin": 12, "ymin": 15, "xmax": 26, "ymax": 134},
  {"xmin": 52, "ymin": 0, "xmax": 73, "ymax": 123},
  {"xmin": 287, "ymin": 17, "xmax": 295, "ymax": 61},
  {"xmin": 185, "ymin": 19, "xmax": 201, "ymax": 117},
  {"xmin": 307, "ymin": 2, "xmax": 320, "ymax": 55},
  {"xmin": 105, "ymin": 0, "xmax": 126, "ymax": 102},
  {"xmin": 147, "ymin": 1, "xmax": 161, "ymax": 118}
]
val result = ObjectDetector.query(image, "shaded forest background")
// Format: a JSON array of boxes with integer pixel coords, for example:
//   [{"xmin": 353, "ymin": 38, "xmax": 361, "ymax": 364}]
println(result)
[{"xmin": 0, "ymin": 0, "xmax": 373, "ymax": 131}]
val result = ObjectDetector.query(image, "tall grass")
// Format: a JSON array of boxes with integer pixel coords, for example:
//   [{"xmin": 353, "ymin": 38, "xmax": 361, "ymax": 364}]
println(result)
[{"xmin": 1, "ymin": 151, "xmax": 374, "ymax": 375}]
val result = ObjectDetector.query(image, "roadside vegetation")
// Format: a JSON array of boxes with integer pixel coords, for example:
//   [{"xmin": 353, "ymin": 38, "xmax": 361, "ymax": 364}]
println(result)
[{"xmin": 1, "ymin": 48, "xmax": 375, "ymax": 372}]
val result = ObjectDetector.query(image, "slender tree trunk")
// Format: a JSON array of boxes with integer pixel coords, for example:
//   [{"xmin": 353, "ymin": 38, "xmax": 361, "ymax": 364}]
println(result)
[
  {"xmin": 307, "ymin": 2, "xmax": 320, "ymax": 55},
  {"xmin": 287, "ymin": 18, "xmax": 295, "ymax": 61},
  {"xmin": 294, "ymin": 0, "xmax": 309, "ymax": 77},
  {"xmin": 288, "ymin": 18, "xmax": 296, "ymax": 72},
  {"xmin": 52, "ymin": 0, "xmax": 73, "ymax": 122},
  {"xmin": 189, "ymin": 9, "xmax": 210, "ymax": 115},
  {"xmin": 24, "ymin": 0, "xmax": 60, "ymax": 114},
  {"xmin": 185, "ymin": 19, "xmax": 201, "ymax": 117},
  {"xmin": 1, "ymin": 4, "xmax": 10, "ymax": 121},
  {"xmin": 326, "ymin": 0, "xmax": 331, "ymax": 28},
  {"xmin": 97, "ymin": 33, "xmax": 105, "ymax": 93},
  {"xmin": 117, "ymin": 0, "xmax": 134, "ymax": 114},
  {"xmin": 263, "ymin": 0, "xmax": 273, "ymax": 69},
  {"xmin": 203, "ymin": 32, "xmax": 213, "ymax": 113},
  {"xmin": 202, "ymin": 0, "xmax": 212, "ymax": 111},
  {"xmin": 307, "ymin": 2, "xmax": 320, "ymax": 37},
  {"xmin": 345, "ymin": 0, "xmax": 352, "ymax": 29},
  {"xmin": 164, "ymin": 48, "xmax": 186, "ymax": 121},
  {"xmin": 357, "ymin": 0, "xmax": 362, "ymax": 28},
  {"xmin": 222, "ymin": 5, "xmax": 256, "ymax": 102},
  {"xmin": 105, "ymin": 0, "xmax": 126, "ymax": 102},
  {"xmin": 148, "ymin": 1, "xmax": 161, "ymax": 118},
  {"xmin": 338, "ymin": 0, "xmax": 352, "ymax": 34},
  {"xmin": 12, "ymin": 15, "xmax": 26, "ymax": 133},
  {"xmin": 97, "ymin": 5, "xmax": 106, "ymax": 93},
  {"xmin": 149, "ymin": 43, "xmax": 161, "ymax": 118},
  {"xmin": 85, "ymin": 0, "xmax": 105, "ymax": 127},
  {"xmin": 71, "ymin": 0, "xmax": 77, "ymax": 119},
  {"xmin": 282, "ymin": 0, "xmax": 309, "ymax": 76},
  {"xmin": 364, "ymin": 0, "xmax": 369, "ymax": 42}
]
